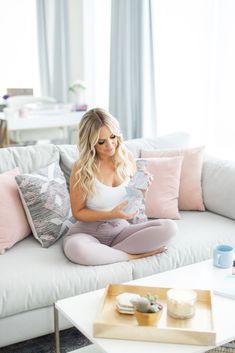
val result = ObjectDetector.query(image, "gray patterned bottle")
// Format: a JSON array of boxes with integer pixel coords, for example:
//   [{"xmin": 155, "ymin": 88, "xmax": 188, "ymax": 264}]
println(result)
[{"xmin": 124, "ymin": 159, "xmax": 150, "ymax": 223}]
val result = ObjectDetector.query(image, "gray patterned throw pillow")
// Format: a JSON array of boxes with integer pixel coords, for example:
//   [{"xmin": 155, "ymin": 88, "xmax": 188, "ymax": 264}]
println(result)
[{"xmin": 15, "ymin": 162, "xmax": 71, "ymax": 248}]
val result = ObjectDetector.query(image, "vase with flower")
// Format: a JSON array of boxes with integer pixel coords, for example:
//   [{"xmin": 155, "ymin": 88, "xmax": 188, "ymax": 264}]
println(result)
[{"xmin": 69, "ymin": 80, "xmax": 87, "ymax": 111}]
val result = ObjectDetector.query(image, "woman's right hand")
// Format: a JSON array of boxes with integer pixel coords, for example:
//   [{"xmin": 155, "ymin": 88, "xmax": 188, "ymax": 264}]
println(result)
[{"xmin": 110, "ymin": 200, "xmax": 138, "ymax": 220}]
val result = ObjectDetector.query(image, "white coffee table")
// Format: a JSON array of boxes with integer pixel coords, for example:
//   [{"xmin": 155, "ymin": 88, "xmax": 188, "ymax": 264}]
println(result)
[{"xmin": 54, "ymin": 260, "xmax": 235, "ymax": 353}]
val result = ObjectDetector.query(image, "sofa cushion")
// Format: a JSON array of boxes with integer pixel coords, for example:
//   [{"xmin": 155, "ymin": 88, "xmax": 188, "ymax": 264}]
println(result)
[
  {"xmin": 141, "ymin": 146, "xmax": 205, "ymax": 211},
  {"xmin": 0, "ymin": 236, "xmax": 133, "ymax": 318},
  {"xmin": 0, "ymin": 144, "xmax": 59, "ymax": 174},
  {"xmin": 202, "ymin": 158, "xmax": 235, "ymax": 220},
  {"xmin": 56, "ymin": 145, "xmax": 79, "ymax": 189},
  {"xmin": 130, "ymin": 211, "xmax": 235, "ymax": 279},
  {"xmin": 1, "ymin": 211, "xmax": 235, "ymax": 319},
  {"xmin": 0, "ymin": 168, "xmax": 31, "ymax": 254},
  {"xmin": 15, "ymin": 162, "xmax": 71, "ymax": 248},
  {"xmin": 144, "ymin": 157, "xmax": 183, "ymax": 219},
  {"xmin": 56, "ymin": 133, "xmax": 191, "ymax": 187},
  {"xmin": 124, "ymin": 132, "xmax": 192, "ymax": 158}
]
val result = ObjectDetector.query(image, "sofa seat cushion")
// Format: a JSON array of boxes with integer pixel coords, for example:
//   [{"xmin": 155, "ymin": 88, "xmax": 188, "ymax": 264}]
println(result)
[
  {"xmin": 130, "ymin": 211, "xmax": 235, "ymax": 278},
  {"xmin": 0, "ymin": 236, "xmax": 133, "ymax": 318},
  {"xmin": 1, "ymin": 211, "xmax": 235, "ymax": 319}
]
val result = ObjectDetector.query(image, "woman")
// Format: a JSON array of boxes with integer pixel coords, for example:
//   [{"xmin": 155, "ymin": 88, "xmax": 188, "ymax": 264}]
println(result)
[{"xmin": 63, "ymin": 108, "xmax": 177, "ymax": 265}]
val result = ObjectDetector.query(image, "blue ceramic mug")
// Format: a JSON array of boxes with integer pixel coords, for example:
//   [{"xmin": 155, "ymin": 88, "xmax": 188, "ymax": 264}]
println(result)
[{"xmin": 213, "ymin": 244, "xmax": 234, "ymax": 268}]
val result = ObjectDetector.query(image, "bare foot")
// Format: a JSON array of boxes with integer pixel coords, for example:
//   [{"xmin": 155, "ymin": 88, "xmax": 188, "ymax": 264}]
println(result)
[{"xmin": 127, "ymin": 246, "xmax": 167, "ymax": 261}]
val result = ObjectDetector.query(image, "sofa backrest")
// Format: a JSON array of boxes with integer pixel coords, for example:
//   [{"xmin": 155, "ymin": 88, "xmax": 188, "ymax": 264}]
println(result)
[
  {"xmin": 0, "ymin": 144, "xmax": 59, "ymax": 174},
  {"xmin": 57, "ymin": 131, "xmax": 192, "ymax": 186},
  {"xmin": 0, "ymin": 131, "xmax": 191, "ymax": 175},
  {"xmin": 57, "ymin": 145, "xmax": 78, "ymax": 188},
  {"xmin": 202, "ymin": 158, "xmax": 235, "ymax": 220},
  {"xmin": 57, "ymin": 144, "xmax": 235, "ymax": 222},
  {"xmin": 1, "ymin": 136, "xmax": 235, "ymax": 221},
  {"xmin": 124, "ymin": 132, "xmax": 192, "ymax": 157}
]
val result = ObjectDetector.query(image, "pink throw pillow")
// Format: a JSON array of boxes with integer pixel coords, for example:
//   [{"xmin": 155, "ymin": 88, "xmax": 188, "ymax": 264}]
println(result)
[
  {"xmin": 144, "ymin": 156, "xmax": 183, "ymax": 219},
  {"xmin": 141, "ymin": 146, "xmax": 205, "ymax": 211},
  {"xmin": 0, "ymin": 168, "xmax": 31, "ymax": 254}
]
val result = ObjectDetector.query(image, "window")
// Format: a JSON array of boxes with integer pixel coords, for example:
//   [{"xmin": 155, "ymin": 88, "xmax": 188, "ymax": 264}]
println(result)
[
  {"xmin": 152, "ymin": 0, "xmax": 235, "ymax": 158},
  {"xmin": 83, "ymin": 0, "xmax": 111, "ymax": 109},
  {"xmin": 0, "ymin": 0, "xmax": 40, "ymax": 97}
]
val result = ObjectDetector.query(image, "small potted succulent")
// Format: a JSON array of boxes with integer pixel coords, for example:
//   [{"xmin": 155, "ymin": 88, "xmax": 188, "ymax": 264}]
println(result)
[{"xmin": 131, "ymin": 293, "xmax": 163, "ymax": 326}]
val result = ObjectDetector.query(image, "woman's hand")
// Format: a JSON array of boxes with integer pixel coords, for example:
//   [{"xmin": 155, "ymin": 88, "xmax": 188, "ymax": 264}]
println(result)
[{"xmin": 110, "ymin": 200, "xmax": 138, "ymax": 220}]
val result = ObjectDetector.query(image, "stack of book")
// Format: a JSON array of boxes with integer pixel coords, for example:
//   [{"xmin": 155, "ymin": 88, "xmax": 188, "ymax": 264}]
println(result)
[{"xmin": 213, "ymin": 275, "xmax": 235, "ymax": 299}]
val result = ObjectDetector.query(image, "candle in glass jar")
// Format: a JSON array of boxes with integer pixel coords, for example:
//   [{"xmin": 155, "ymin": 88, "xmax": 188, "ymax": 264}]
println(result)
[{"xmin": 167, "ymin": 288, "xmax": 197, "ymax": 319}]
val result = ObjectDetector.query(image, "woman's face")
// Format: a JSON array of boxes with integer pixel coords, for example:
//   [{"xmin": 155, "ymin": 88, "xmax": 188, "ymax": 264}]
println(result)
[{"xmin": 95, "ymin": 125, "xmax": 118, "ymax": 158}]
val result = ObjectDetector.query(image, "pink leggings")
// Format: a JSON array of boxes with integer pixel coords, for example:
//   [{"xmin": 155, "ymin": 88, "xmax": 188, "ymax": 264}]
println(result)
[{"xmin": 63, "ymin": 219, "xmax": 177, "ymax": 266}]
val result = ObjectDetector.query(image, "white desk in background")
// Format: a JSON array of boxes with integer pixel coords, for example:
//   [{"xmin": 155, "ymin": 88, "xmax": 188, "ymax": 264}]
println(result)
[{"xmin": 1, "ymin": 111, "xmax": 84, "ymax": 144}]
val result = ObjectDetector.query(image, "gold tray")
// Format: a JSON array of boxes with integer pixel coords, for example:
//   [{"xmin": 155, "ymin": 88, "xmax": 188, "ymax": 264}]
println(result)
[{"xmin": 93, "ymin": 283, "xmax": 216, "ymax": 346}]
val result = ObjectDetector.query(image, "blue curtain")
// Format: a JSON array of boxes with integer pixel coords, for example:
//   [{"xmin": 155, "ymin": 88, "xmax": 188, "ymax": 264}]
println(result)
[
  {"xmin": 36, "ymin": 0, "xmax": 70, "ymax": 103},
  {"xmin": 109, "ymin": 0, "xmax": 157, "ymax": 139}
]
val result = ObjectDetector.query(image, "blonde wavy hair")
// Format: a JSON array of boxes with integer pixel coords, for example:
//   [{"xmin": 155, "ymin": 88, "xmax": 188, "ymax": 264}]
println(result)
[{"xmin": 74, "ymin": 108, "xmax": 134, "ymax": 200}]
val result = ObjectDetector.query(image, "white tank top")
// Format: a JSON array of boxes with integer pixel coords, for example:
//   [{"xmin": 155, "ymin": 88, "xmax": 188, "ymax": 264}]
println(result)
[{"xmin": 86, "ymin": 178, "xmax": 129, "ymax": 211}]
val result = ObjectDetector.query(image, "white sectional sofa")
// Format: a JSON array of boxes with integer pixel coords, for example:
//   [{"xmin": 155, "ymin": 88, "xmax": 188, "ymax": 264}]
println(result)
[{"xmin": 1, "ymin": 134, "xmax": 235, "ymax": 348}]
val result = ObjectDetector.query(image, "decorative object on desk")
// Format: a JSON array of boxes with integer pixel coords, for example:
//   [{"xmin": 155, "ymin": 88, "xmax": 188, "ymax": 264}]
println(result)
[
  {"xmin": 0, "ymin": 94, "xmax": 8, "ymax": 112},
  {"xmin": 7, "ymin": 88, "xmax": 34, "ymax": 96},
  {"xmin": 72, "ymin": 103, "xmax": 88, "ymax": 112},
  {"xmin": 0, "ymin": 103, "xmax": 6, "ymax": 112},
  {"xmin": 116, "ymin": 292, "xmax": 140, "ymax": 314},
  {"xmin": 167, "ymin": 288, "xmax": 197, "ymax": 319},
  {"xmin": 69, "ymin": 79, "xmax": 87, "ymax": 111},
  {"xmin": 213, "ymin": 244, "xmax": 234, "ymax": 269},
  {"xmin": 124, "ymin": 159, "xmax": 151, "ymax": 224},
  {"xmin": 2, "ymin": 94, "xmax": 10, "ymax": 101},
  {"xmin": 213, "ymin": 274, "xmax": 235, "ymax": 299},
  {"xmin": 131, "ymin": 293, "xmax": 163, "ymax": 326},
  {"xmin": 4, "ymin": 96, "xmax": 57, "ymax": 120},
  {"xmin": 7, "ymin": 95, "xmax": 57, "ymax": 111},
  {"xmin": 0, "ymin": 118, "xmax": 10, "ymax": 147},
  {"xmin": 94, "ymin": 283, "xmax": 216, "ymax": 345}
]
